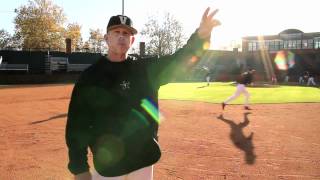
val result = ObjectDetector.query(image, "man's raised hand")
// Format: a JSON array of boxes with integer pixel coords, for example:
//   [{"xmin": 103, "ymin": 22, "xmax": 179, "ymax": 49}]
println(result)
[{"xmin": 197, "ymin": 7, "xmax": 221, "ymax": 39}]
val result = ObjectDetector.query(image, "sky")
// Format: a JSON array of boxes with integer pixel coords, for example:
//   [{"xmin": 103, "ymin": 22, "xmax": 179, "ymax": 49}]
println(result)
[{"xmin": 1, "ymin": 0, "xmax": 320, "ymax": 50}]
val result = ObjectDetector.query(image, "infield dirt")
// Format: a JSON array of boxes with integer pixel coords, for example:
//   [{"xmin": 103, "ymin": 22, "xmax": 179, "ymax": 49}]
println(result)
[{"xmin": 0, "ymin": 85, "xmax": 319, "ymax": 180}]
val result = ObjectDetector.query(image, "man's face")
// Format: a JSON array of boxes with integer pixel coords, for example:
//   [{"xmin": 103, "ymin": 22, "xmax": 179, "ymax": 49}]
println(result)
[{"xmin": 106, "ymin": 27, "xmax": 135, "ymax": 55}]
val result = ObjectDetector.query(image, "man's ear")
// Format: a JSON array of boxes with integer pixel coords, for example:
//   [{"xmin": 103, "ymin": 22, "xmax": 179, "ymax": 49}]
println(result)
[
  {"xmin": 104, "ymin": 34, "xmax": 108, "ymax": 41},
  {"xmin": 131, "ymin": 36, "xmax": 135, "ymax": 45}
]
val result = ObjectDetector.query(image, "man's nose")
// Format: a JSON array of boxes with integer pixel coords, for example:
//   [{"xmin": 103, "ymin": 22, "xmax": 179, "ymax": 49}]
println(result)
[{"xmin": 118, "ymin": 34, "xmax": 125, "ymax": 39}]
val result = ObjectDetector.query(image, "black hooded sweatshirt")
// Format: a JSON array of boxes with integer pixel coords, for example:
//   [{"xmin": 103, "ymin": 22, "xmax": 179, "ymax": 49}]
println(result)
[{"xmin": 66, "ymin": 32, "xmax": 207, "ymax": 177}]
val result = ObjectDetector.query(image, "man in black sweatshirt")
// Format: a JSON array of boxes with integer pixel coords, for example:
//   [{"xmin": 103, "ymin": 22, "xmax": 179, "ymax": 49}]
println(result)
[{"xmin": 66, "ymin": 7, "xmax": 220, "ymax": 180}]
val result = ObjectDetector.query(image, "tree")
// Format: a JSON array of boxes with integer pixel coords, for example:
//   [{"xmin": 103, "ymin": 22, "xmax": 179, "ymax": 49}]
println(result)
[
  {"xmin": 0, "ymin": 30, "xmax": 22, "ymax": 50},
  {"xmin": 0, "ymin": 29, "xmax": 12, "ymax": 49},
  {"xmin": 14, "ymin": 0, "xmax": 66, "ymax": 50},
  {"xmin": 87, "ymin": 28, "xmax": 105, "ymax": 53},
  {"xmin": 141, "ymin": 12, "xmax": 186, "ymax": 56},
  {"xmin": 65, "ymin": 23, "xmax": 82, "ymax": 51},
  {"xmin": 10, "ymin": 32, "xmax": 23, "ymax": 50},
  {"xmin": 82, "ymin": 41, "xmax": 90, "ymax": 52}
]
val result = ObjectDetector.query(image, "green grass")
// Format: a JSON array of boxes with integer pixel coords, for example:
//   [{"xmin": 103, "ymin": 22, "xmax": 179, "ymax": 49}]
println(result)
[{"xmin": 159, "ymin": 82, "xmax": 320, "ymax": 104}]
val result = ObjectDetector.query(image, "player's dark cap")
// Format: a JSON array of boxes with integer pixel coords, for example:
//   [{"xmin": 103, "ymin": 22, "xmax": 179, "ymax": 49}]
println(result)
[{"xmin": 107, "ymin": 15, "xmax": 137, "ymax": 35}]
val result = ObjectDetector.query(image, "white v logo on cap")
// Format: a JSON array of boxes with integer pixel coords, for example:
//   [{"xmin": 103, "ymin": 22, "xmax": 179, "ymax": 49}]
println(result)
[{"xmin": 119, "ymin": 16, "xmax": 127, "ymax": 24}]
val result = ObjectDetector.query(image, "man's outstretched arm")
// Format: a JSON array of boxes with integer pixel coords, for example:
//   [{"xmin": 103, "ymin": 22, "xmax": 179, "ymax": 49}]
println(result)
[{"xmin": 148, "ymin": 7, "xmax": 221, "ymax": 86}]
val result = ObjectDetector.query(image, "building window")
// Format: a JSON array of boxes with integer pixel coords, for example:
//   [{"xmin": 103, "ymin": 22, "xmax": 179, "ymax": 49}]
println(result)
[
  {"xmin": 279, "ymin": 41, "xmax": 283, "ymax": 49},
  {"xmin": 292, "ymin": 40, "xmax": 297, "ymax": 49},
  {"xmin": 308, "ymin": 39, "xmax": 314, "ymax": 49},
  {"xmin": 248, "ymin": 42, "xmax": 259, "ymax": 51},
  {"xmin": 258, "ymin": 41, "xmax": 264, "ymax": 50},
  {"xmin": 302, "ymin": 40, "xmax": 308, "ymax": 49},
  {"xmin": 265, "ymin": 41, "xmax": 269, "ymax": 50},
  {"xmin": 288, "ymin": 40, "xmax": 293, "ymax": 49},
  {"xmin": 269, "ymin": 41, "xmax": 275, "ymax": 50},
  {"xmin": 314, "ymin": 37, "xmax": 320, "ymax": 49},
  {"xmin": 297, "ymin": 40, "xmax": 301, "ymax": 49},
  {"xmin": 284, "ymin": 41, "xmax": 288, "ymax": 49},
  {"xmin": 280, "ymin": 33, "xmax": 302, "ymax": 39},
  {"xmin": 248, "ymin": 42, "xmax": 253, "ymax": 51},
  {"xmin": 273, "ymin": 41, "xmax": 279, "ymax": 50},
  {"xmin": 245, "ymin": 34, "xmax": 320, "ymax": 51},
  {"xmin": 292, "ymin": 40, "xmax": 298, "ymax": 49}
]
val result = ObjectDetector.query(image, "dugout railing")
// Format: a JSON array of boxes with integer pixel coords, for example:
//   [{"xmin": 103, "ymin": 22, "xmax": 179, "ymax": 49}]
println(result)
[{"xmin": 0, "ymin": 63, "xmax": 29, "ymax": 73}]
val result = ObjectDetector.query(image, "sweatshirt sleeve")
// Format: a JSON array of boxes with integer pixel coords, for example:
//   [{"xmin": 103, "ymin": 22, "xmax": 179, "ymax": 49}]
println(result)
[
  {"xmin": 147, "ymin": 30, "xmax": 209, "ymax": 87},
  {"xmin": 65, "ymin": 82, "xmax": 92, "ymax": 175}
]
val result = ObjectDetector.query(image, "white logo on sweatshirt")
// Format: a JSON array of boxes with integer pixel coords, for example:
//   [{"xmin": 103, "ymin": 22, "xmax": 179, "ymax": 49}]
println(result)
[{"xmin": 120, "ymin": 81, "xmax": 130, "ymax": 90}]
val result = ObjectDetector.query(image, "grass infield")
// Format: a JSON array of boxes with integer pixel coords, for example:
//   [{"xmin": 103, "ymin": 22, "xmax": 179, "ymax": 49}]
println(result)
[{"xmin": 159, "ymin": 82, "xmax": 320, "ymax": 104}]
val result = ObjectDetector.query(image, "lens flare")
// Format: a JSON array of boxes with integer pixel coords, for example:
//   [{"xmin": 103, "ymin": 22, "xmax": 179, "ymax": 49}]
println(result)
[
  {"xmin": 140, "ymin": 98, "xmax": 161, "ymax": 124},
  {"xmin": 95, "ymin": 135, "xmax": 124, "ymax": 165},
  {"xmin": 190, "ymin": 56, "xmax": 199, "ymax": 64},
  {"xmin": 287, "ymin": 51, "xmax": 295, "ymax": 68},
  {"xmin": 203, "ymin": 41, "xmax": 210, "ymax": 50},
  {"xmin": 274, "ymin": 51, "xmax": 287, "ymax": 70},
  {"xmin": 274, "ymin": 50, "xmax": 295, "ymax": 70}
]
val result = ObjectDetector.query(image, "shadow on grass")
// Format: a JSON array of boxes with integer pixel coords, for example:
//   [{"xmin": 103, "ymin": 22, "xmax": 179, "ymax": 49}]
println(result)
[
  {"xmin": 197, "ymin": 84, "xmax": 210, "ymax": 88},
  {"xmin": 29, "ymin": 113, "xmax": 67, "ymax": 125},
  {"xmin": 217, "ymin": 112, "xmax": 256, "ymax": 164}
]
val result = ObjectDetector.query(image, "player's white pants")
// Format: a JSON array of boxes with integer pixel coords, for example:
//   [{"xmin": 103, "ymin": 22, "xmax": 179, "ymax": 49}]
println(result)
[
  {"xmin": 299, "ymin": 76, "xmax": 304, "ymax": 84},
  {"xmin": 307, "ymin": 77, "xmax": 316, "ymax": 86},
  {"xmin": 224, "ymin": 84, "xmax": 250, "ymax": 106},
  {"xmin": 92, "ymin": 166, "xmax": 153, "ymax": 180},
  {"xmin": 206, "ymin": 76, "xmax": 210, "ymax": 85}
]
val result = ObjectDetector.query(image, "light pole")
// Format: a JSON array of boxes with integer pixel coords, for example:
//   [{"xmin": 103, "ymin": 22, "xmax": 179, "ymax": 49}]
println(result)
[{"xmin": 122, "ymin": 0, "xmax": 124, "ymax": 15}]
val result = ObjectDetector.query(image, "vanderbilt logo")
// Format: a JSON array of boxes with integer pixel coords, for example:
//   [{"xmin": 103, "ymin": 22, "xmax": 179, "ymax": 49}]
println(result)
[
  {"xmin": 120, "ymin": 80, "xmax": 130, "ymax": 90},
  {"xmin": 119, "ymin": 16, "xmax": 128, "ymax": 25}
]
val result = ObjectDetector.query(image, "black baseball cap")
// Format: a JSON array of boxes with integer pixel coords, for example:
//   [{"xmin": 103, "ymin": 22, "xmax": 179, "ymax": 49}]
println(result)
[{"xmin": 107, "ymin": 15, "xmax": 137, "ymax": 35}]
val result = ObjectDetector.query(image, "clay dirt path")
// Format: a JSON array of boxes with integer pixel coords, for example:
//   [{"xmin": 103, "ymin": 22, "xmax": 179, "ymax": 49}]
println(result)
[{"xmin": 0, "ymin": 84, "xmax": 319, "ymax": 180}]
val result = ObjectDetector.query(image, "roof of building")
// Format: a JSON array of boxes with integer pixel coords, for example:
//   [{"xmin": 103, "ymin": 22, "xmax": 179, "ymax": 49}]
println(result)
[
  {"xmin": 242, "ymin": 29, "xmax": 320, "ymax": 41},
  {"xmin": 279, "ymin": 29, "xmax": 304, "ymax": 34}
]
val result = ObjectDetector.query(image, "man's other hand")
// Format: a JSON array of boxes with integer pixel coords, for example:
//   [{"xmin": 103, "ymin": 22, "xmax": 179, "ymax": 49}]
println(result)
[{"xmin": 75, "ymin": 171, "xmax": 92, "ymax": 180}]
